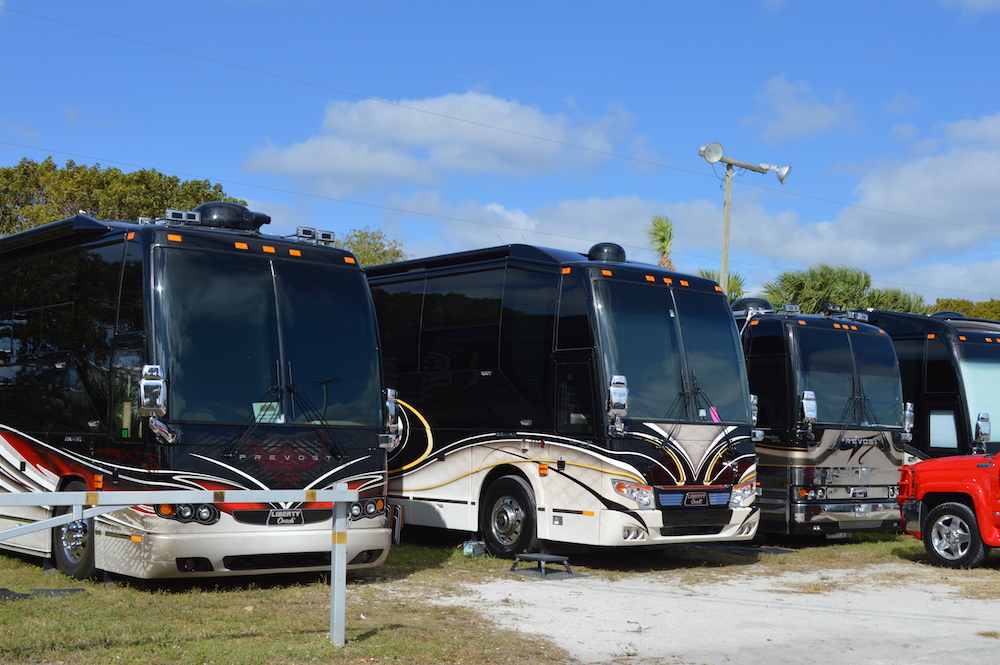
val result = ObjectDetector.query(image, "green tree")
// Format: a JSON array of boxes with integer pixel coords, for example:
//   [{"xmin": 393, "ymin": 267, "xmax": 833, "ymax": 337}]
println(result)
[
  {"xmin": 762, "ymin": 264, "xmax": 927, "ymax": 314},
  {"xmin": 696, "ymin": 268, "xmax": 746, "ymax": 303},
  {"xmin": 933, "ymin": 298, "xmax": 1000, "ymax": 319},
  {"xmin": 0, "ymin": 157, "xmax": 244, "ymax": 236},
  {"xmin": 335, "ymin": 226, "xmax": 407, "ymax": 267},
  {"xmin": 646, "ymin": 215, "xmax": 676, "ymax": 271}
]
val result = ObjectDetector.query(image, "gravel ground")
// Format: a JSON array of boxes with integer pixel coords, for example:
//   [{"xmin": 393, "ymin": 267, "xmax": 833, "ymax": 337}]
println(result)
[{"xmin": 434, "ymin": 558, "xmax": 1000, "ymax": 664}]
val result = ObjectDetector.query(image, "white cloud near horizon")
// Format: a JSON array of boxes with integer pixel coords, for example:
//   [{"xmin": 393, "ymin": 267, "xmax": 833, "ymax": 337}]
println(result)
[
  {"xmin": 718, "ymin": 111, "xmax": 1000, "ymax": 302},
  {"xmin": 244, "ymin": 92, "xmax": 630, "ymax": 195}
]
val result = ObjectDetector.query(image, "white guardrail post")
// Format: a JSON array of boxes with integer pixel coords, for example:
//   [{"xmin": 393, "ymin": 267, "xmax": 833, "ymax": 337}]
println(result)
[{"xmin": 0, "ymin": 486, "xmax": 358, "ymax": 646}]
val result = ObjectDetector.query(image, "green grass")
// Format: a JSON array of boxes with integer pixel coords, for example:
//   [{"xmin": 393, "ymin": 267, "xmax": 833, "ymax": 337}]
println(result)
[{"xmin": 2, "ymin": 530, "xmax": 1000, "ymax": 664}]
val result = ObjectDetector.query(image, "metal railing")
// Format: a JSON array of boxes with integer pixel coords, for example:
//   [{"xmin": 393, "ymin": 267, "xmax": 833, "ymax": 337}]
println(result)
[{"xmin": 0, "ymin": 486, "xmax": 357, "ymax": 645}]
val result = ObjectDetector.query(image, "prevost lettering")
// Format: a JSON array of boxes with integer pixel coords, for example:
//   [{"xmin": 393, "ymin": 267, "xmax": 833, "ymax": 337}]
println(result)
[{"xmin": 236, "ymin": 453, "xmax": 330, "ymax": 462}]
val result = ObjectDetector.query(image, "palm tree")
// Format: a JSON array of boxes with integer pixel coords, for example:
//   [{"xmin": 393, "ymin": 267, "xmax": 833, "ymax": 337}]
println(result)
[
  {"xmin": 647, "ymin": 215, "xmax": 676, "ymax": 271},
  {"xmin": 696, "ymin": 269, "xmax": 746, "ymax": 303},
  {"xmin": 762, "ymin": 265, "xmax": 872, "ymax": 314}
]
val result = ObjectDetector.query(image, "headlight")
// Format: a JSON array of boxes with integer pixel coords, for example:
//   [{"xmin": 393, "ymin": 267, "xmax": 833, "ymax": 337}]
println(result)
[
  {"xmin": 612, "ymin": 479, "xmax": 654, "ymax": 508},
  {"xmin": 729, "ymin": 482, "xmax": 756, "ymax": 509}
]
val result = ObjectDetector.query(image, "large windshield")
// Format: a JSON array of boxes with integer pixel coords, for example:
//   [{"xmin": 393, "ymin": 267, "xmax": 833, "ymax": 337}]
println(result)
[
  {"xmin": 795, "ymin": 327, "xmax": 902, "ymax": 427},
  {"xmin": 153, "ymin": 248, "xmax": 381, "ymax": 427},
  {"xmin": 957, "ymin": 343, "xmax": 1000, "ymax": 441},
  {"xmin": 594, "ymin": 280, "xmax": 751, "ymax": 423}
]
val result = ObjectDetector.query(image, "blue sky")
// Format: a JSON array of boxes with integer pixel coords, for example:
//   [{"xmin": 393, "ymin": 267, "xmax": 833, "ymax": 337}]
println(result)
[{"xmin": 2, "ymin": 1, "xmax": 1000, "ymax": 304}]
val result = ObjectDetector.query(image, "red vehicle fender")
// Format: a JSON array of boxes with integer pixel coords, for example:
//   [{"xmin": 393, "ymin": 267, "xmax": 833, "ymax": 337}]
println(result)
[{"xmin": 900, "ymin": 460, "xmax": 1000, "ymax": 546}]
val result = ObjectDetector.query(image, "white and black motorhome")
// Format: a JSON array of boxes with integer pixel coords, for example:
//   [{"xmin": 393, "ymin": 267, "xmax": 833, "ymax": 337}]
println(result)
[
  {"xmin": 0, "ymin": 202, "xmax": 396, "ymax": 579},
  {"xmin": 734, "ymin": 299, "xmax": 912, "ymax": 536},
  {"xmin": 367, "ymin": 243, "xmax": 760, "ymax": 557},
  {"xmin": 839, "ymin": 309, "xmax": 996, "ymax": 460}
]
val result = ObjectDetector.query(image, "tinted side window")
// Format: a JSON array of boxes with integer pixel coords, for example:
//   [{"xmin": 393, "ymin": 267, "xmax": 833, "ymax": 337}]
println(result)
[
  {"xmin": 501, "ymin": 269, "xmax": 557, "ymax": 406},
  {"xmin": 747, "ymin": 357, "xmax": 787, "ymax": 429},
  {"xmin": 557, "ymin": 272, "xmax": 590, "ymax": 349},
  {"xmin": 1, "ymin": 242, "xmax": 122, "ymax": 434},
  {"xmin": 421, "ymin": 270, "xmax": 502, "ymax": 371},
  {"xmin": 892, "ymin": 338, "xmax": 924, "ymax": 405},
  {"xmin": 370, "ymin": 280, "xmax": 424, "ymax": 375},
  {"xmin": 926, "ymin": 339, "xmax": 958, "ymax": 393}
]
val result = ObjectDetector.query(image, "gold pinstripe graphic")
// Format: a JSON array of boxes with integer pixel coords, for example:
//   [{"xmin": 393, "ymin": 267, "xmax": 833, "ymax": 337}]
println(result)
[
  {"xmin": 389, "ymin": 399, "xmax": 434, "ymax": 474},
  {"xmin": 399, "ymin": 458, "xmax": 646, "ymax": 493},
  {"xmin": 627, "ymin": 430, "xmax": 687, "ymax": 484}
]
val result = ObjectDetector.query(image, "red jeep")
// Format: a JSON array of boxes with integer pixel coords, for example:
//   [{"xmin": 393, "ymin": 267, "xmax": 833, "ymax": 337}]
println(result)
[{"xmin": 898, "ymin": 455, "xmax": 999, "ymax": 568}]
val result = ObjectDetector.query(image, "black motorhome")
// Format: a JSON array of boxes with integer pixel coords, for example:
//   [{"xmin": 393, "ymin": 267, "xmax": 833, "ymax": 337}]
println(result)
[
  {"xmin": 839, "ymin": 309, "xmax": 997, "ymax": 459},
  {"xmin": 0, "ymin": 202, "xmax": 395, "ymax": 578},
  {"xmin": 367, "ymin": 242, "xmax": 760, "ymax": 556},
  {"xmin": 734, "ymin": 299, "xmax": 911, "ymax": 536}
]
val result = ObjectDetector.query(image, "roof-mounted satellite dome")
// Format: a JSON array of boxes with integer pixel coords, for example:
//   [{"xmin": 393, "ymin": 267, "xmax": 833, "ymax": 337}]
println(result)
[
  {"xmin": 931, "ymin": 310, "xmax": 967, "ymax": 318},
  {"xmin": 164, "ymin": 202, "xmax": 271, "ymax": 231},
  {"xmin": 731, "ymin": 297, "xmax": 773, "ymax": 313},
  {"xmin": 190, "ymin": 202, "xmax": 270, "ymax": 231},
  {"xmin": 587, "ymin": 242, "xmax": 626, "ymax": 263}
]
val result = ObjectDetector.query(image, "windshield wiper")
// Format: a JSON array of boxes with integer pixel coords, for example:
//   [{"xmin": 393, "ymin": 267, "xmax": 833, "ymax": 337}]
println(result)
[
  {"xmin": 287, "ymin": 364, "xmax": 345, "ymax": 460},
  {"xmin": 223, "ymin": 384, "xmax": 282, "ymax": 459}
]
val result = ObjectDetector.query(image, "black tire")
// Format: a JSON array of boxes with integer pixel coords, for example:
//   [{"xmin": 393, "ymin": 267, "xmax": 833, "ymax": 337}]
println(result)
[
  {"xmin": 480, "ymin": 476, "xmax": 539, "ymax": 557},
  {"xmin": 923, "ymin": 502, "xmax": 989, "ymax": 569},
  {"xmin": 52, "ymin": 480, "xmax": 97, "ymax": 580}
]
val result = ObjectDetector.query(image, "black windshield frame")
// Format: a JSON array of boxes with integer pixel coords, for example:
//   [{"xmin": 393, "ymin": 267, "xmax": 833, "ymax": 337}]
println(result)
[
  {"xmin": 593, "ymin": 279, "xmax": 751, "ymax": 424},
  {"xmin": 793, "ymin": 326, "xmax": 903, "ymax": 428},
  {"xmin": 152, "ymin": 247, "xmax": 382, "ymax": 428}
]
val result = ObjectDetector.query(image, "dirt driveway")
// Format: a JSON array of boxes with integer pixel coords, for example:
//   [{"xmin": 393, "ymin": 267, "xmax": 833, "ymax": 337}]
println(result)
[{"xmin": 434, "ymin": 548, "xmax": 1000, "ymax": 664}]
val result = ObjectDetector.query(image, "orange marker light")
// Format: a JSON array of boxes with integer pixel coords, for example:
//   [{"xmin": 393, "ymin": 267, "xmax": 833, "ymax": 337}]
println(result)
[
  {"xmin": 562, "ymin": 267, "xmax": 571, "ymax": 274},
  {"xmin": 167, "ymin": 234, "xmax": 182, "ymax": 242},
  {"xmin": 289, "ymin": 249, "xmax": 302, "ymax": 257},
  {"xmin": 344, "ymin": 256, "xmax": 357, "ymax": 265},
  {"xmin": 262, "ymin": 245, "xmax": 276, "ymax": 254},
  {"xmin": 601, "ymin": 269, "xmax": 612, "ymax": 276},
  {"xmin": 235, "ymin": 242, "xmax": 249, "ymax": 250}
]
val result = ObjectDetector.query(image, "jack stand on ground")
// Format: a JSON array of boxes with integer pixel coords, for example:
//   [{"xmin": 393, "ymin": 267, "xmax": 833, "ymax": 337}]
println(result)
[{"xmin": 509, "ymin": 553, "xmax": 585, "ymax": 580}]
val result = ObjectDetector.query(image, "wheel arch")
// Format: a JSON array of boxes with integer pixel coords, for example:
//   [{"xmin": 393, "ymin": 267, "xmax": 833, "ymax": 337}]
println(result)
[
  {"xmin": 478, "ymin": 463, "xmax": 536, "ymax": 514},
  {"xmin": 56, "ymin": 475, "xmax": 90, "ymax": 493},
  {"xmin": 919, "ymin": 492, "xmax": 987, "ymax": 540}
]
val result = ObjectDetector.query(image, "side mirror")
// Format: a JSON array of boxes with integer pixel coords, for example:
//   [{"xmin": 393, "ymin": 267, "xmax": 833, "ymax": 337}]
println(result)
[
  {"xmin": 801, "ymin": 390, "xmax": 818, "ymax": 422},
  {"xmin": 902, "ymin": 402, "xmax": 914, "ymax": 443},
  {"xmin": 607, "ymin": 375, "xmax": 628, "ymax": 437},
  {"xmin": 798, "ymin": 390, "xmax": 817, "ymax": 442},
  {"xmin": 750, "ymin": 393, "xmax": 764, "ymax": 441},
  {"xmin": 138, "ymin": 365, "xmax": 167, "ymax": 417},
  {"xmin": 380, "ymin": 388, "xmax": 400, "ymax": 450},
  {"xmin": 976, "ymin": 412, "xmax": 991, "ymax": 443},
  {"xmin": 608, "ymin": 375, "xmax": 628, "ymax": 416}
]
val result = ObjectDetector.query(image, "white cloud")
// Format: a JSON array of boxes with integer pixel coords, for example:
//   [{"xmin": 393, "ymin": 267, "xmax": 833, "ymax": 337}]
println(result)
[
  {"xmin": 708, "ymin": 111, "xmax": 1000, "ymax": 303},
  {"xmin": 245, "ymin": 92, "xmax": 626, "ymax": 195},
  {"xmin": 744, "ymin": 75, "xmax": 857, "ymax": 142}
]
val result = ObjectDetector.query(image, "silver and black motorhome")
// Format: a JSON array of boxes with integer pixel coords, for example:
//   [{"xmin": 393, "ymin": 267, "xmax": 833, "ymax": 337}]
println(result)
[
  {"xmin": 839, "ymin": 309, "xmax": 996, "ymax": 460},
  {"xmin": 734, "ymin": 299, "xmax": 912, "ymax": 535},
  {"xmin": 367, "ymin": 243, "xmax": 760, "ymax": 557},
  {"xmin": 0, "ymin": 202, "xmax": 395, "ymax": 579}
]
